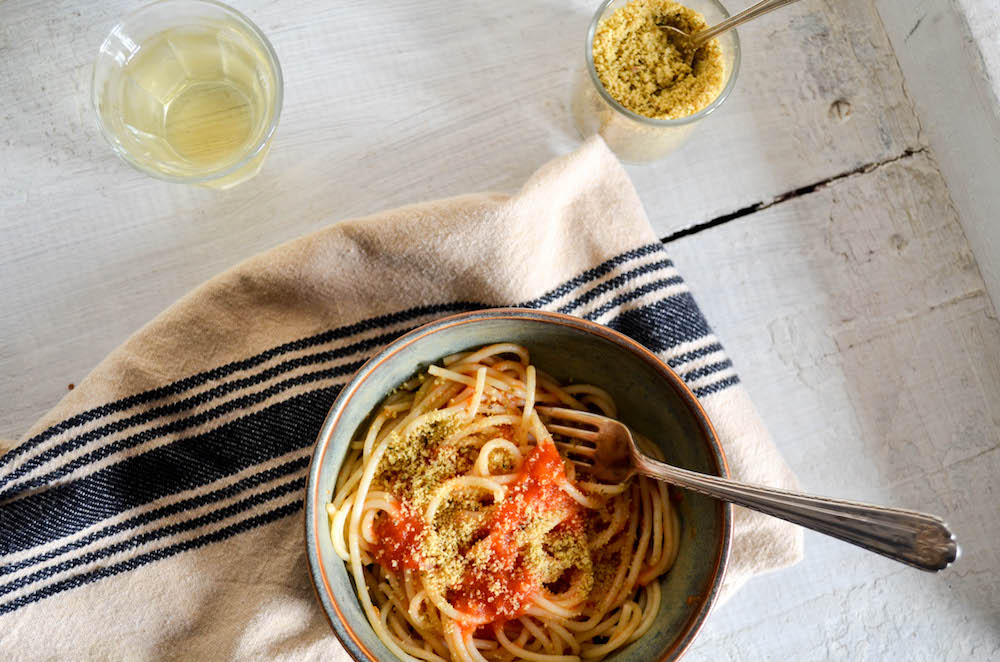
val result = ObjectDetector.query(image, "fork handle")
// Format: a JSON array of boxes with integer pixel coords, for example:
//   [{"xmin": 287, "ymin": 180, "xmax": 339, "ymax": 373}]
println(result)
[
  {"xmin": 691, "ymin": 0, "xmax": 803, "ymax": 48},
  {"xmin": 632, "ymin": 454, "xmax": 958, "ymax": 571}
]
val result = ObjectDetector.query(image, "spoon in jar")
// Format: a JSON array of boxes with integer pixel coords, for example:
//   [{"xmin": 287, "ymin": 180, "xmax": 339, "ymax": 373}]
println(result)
[{"xmin": 660, "ymin": 0, "xmax": 803, "ymax": 55}]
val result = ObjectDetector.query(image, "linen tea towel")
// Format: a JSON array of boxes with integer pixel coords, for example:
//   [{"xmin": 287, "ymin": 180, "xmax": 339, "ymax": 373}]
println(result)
[{"xmin": 0, "ymin": 137, "xmax": 802, "ymax": 660}]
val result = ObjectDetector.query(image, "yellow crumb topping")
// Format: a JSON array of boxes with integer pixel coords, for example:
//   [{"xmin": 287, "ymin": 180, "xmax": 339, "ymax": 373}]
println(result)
[{"xmin": 592, "ymin": 0, "xmax": 725, "ymax": 119}]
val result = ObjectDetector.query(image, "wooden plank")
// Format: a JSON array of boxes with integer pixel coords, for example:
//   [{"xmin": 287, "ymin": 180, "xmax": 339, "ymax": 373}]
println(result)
[
  {"xmin": 666, "ymin": 152, "xmax": 1000, "ymax": 660},
  {"xmin": 876, "ymin": 0, "xmax": 1000, "ymax": 317}
]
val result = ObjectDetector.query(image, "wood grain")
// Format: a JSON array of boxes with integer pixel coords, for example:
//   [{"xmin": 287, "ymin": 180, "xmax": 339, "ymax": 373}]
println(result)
[
  {"xmin": 668, "ymin": 152, "xmax": 1000, "ymax": 661},
  {"xmin": 876, "ymin": 0, "xmax": 1000, "ymax": 323}
]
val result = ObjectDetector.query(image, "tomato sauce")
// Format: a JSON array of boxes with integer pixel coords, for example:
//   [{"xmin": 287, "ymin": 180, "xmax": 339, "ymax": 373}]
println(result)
[
  {"xmin": 372, "ymin": 507, "xmax": 424, "ymax": 570},
  {"xmin": 372, "ymin": 440, "xmax": 583, "ymax": 631}
]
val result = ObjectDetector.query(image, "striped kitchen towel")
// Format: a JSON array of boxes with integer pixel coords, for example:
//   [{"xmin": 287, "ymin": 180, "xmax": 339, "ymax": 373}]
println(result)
[{"xmin": 0, "ymin": 137, "xmax": 801, "ymax": 660}]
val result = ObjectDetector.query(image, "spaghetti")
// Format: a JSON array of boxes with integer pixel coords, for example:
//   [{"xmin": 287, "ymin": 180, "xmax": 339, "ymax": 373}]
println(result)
[{"xmin": 328, "ymin": 343, "xmax": 680, "ymax": 662}]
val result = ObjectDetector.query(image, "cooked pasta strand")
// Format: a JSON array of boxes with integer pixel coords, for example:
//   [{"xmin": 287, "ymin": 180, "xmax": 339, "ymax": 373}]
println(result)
[{"xmin": 329, "ymin": 344, "xmax": 679, "ymax": 662}]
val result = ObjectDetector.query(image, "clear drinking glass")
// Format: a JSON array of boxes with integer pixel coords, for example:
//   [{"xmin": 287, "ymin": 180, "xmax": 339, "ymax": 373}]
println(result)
[
  {"xmin": 92, "ymin": 0, "xmax": 283, "ymax": 189},
  {"xmin": 572, "ymin": 0, "xmax": 741, "ymax": 163}
]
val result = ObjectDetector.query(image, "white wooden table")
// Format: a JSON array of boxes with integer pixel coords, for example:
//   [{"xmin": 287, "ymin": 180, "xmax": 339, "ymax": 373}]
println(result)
[{"xmin": 2, "ymin": 0, "xmax": 998, "ymax": 659}]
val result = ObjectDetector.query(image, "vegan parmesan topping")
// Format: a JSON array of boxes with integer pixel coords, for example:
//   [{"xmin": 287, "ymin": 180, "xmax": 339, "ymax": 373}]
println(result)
[{"xmin": 592, "ymin": 0, "xmax": 726, "ymax": 120}]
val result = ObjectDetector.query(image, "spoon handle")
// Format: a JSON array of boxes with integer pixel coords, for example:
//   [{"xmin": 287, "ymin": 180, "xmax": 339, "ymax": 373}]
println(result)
[
  {"xmin": 692, "ymin": 0, "xmax": 803, "ymax": 48},
  {"xmin": 632, "ymin": 452, "xmax": 959, "ymax": 571}
]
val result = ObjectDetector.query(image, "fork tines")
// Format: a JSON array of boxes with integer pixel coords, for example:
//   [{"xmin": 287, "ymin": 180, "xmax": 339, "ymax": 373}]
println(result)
[{"xmin": 538, "ymin": 406, "xmax": 600, "ymax": 468}]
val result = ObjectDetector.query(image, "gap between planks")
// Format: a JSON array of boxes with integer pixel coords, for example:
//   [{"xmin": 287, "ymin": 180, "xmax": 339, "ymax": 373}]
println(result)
[{"xmin": 661, "ymin": 147, "xmax": 928, "ymax": 244}]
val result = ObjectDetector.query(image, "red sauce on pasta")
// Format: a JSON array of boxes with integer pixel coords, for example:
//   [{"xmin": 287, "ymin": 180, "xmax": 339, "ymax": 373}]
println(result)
[
  {"xmin": 372, "ymin": 440, "xmax": 583, "ymax": 630},
  {"xmin": 372, "ymin": 508, "xmax": 424, "ymax": 570}
]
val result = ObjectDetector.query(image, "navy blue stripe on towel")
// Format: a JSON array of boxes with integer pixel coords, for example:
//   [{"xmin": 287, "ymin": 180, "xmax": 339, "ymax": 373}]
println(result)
[
  {"xmin": 557, "ymin": 259, "xmax": 674, "ymax": 314},
  {"xmin": 605, "ymin": 292, "xmax": 711, "ymax": 351},
  {"xmin": 693, "ymin": 375, "xmax": 740, "ymax": 399},
  {"xmin": 0, "ymin": 303, "xmax": 481, "ymax": 469},
  {"xmin": 0, "ymin": 333, "xmax": 406, "ymax": 494},
  {"xmin": 519, "ymin": 243, "xmax": 665, "ymax": 310},
  {"xmin": 0, "ymin": 500, "xmax": 303, "ymax": 616},
  {"xmin": 0, "ymin": 455, "xmax": 309, "ymax": 578},
  {"xmin": 0, "ymin": 362, "xmax": 364, "ymax": 503},
  {"xmin": 680, "ymin": 359, "xmax": 734, "ymax": 384},
  {"xmin": 0, "ymin": 388, "xmax": 335, "ymax": 556},
  {"xmin": 0, "ymin": 475, "xmax": 305, "ymax": 599},
  {"xmin": 667, "ymin": 343, "xmax": 724, "ymax": 369}
]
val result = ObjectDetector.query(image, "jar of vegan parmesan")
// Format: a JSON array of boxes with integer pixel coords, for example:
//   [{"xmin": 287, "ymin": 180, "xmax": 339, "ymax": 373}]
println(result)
[{"xmin": 572, "ymin": 0, "xmax": 741, "ymax": 163}]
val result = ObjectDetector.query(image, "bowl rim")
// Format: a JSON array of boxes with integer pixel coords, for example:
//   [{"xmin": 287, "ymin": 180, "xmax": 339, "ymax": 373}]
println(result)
[{"xmin": 304, "ymin": 308, "xmax": 733, "ymax": 662}]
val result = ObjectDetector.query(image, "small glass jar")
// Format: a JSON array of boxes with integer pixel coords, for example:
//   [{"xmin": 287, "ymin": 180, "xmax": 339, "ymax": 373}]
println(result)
[{"xmin": 572, "ymin": 0, "xmax": 741, "ymax": 163}]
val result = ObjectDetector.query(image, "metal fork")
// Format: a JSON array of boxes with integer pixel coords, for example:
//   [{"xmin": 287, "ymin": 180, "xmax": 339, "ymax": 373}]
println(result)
[{"xmin": 538, "ymin": 406, "xmax": 958, "ymax": 572}]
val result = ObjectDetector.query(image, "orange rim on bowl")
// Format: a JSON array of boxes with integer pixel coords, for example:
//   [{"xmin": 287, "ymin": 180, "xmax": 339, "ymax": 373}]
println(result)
[{"xmin": 304, "ymin": 308, "xmax": 733, "ymax": 662}]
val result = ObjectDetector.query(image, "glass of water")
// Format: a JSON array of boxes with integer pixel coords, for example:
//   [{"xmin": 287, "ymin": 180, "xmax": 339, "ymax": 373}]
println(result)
[{"xmin": 92, "ymin": 0, "xmax": 283, "ymax": 189}]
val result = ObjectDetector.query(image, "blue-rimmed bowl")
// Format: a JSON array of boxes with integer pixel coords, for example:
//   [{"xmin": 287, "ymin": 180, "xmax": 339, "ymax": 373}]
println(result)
[{"xmin": 305, "ymin": 308, "xmax": 732, "ymax": 662}]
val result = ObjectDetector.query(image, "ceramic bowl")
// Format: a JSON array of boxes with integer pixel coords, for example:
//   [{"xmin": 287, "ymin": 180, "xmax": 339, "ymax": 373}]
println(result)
[{"xmin": 305, "ymin": 308, "xmax": 732, "ymax": 662}]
